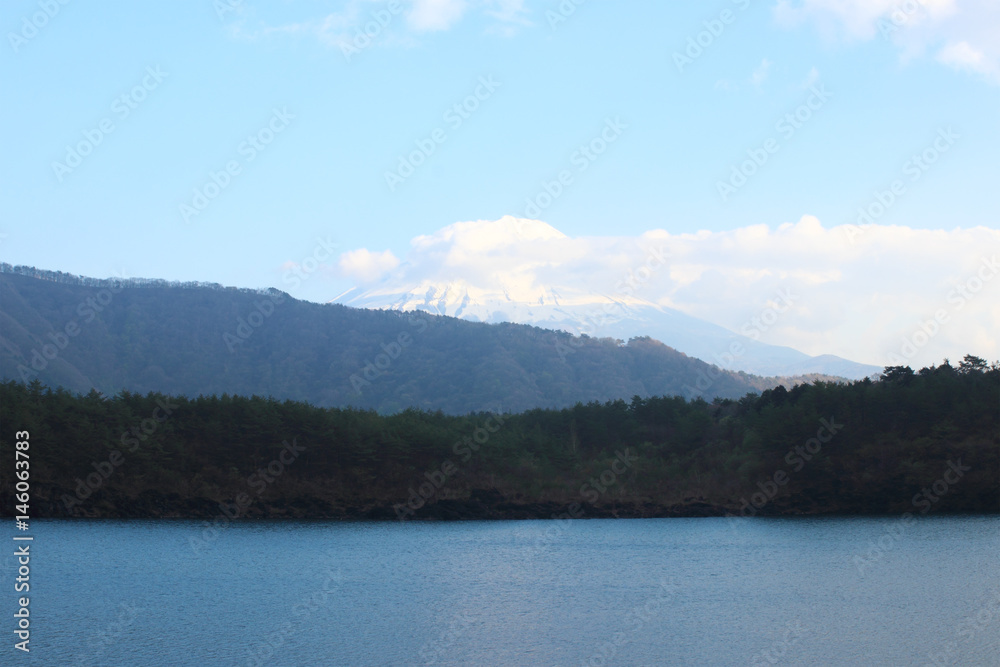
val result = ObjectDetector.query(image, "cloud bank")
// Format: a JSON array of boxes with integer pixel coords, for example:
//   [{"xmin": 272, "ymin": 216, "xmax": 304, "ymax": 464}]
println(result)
[{"xmin": 338, "ymin": 216, "xmax": 1000, "ymax": 369}]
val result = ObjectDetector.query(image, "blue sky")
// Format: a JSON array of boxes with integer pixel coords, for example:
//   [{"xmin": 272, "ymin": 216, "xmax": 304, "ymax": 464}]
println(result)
[{"xmin": 2, "ymin": 0, "xmax": 999, "ymax": 365}]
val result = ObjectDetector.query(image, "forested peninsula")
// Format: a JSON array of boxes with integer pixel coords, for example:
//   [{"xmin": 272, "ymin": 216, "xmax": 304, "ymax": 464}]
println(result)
[{"xmin": 2, "ymin": 357, "xmax": 997, "ymax": 521}]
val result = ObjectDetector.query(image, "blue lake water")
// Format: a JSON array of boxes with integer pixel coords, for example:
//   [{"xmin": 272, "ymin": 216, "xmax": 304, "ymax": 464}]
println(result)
[{"xmin": 5, "ymin": 516, "xmax": 999, "ymax": 666}]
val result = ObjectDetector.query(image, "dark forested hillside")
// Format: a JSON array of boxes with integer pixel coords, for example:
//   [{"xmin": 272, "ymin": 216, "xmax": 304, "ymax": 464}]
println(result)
[
  {"xmin": 1, "ymin": 358, "xmax": 996, "ymax": 521},
  {"xmin": 0, "ymin": 265, "xmax": 823, "ymax": 414}
]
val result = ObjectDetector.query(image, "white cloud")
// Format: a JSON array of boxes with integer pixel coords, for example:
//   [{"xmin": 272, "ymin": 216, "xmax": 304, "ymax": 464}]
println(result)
[
  {"xmin": 482, "ymin": 0, "xmax": 532, "ymax": 35},
  {"xmin": 936, "ymin": 39, "xmax": 999, "ymax": 80},
  {"xmin": 339, "ymin": 216, "xmax": 1000, "ymax": 368},
  {"xmin": 484, "ymin": 0, "xmax": 531, "ymax": 24},
  {"xmin": 338, "ymin": 248, "xmax": 401, "ymax": 282},
  {"xmin": 773, "ymin": 0, "xmax": 958, "ymax": 40},
  {"xmin": 228, "ymin": 0, "xmax": 386, "ymax": 50},
  {"xmin": 647, "ymin": 216, "xmax": 1000, "ymax": 367},
  {"xmin": 772, "ymin": 0, "xmax": 1000, "ymax": 84},
  {"xmin": 936, "ymin": 39, "xmax": 983, "ymax": 67},
  {"xmin": 234, "ymin": 0, "xmax": 530, "ymax": 48},
  {"xmin": 408, "ymin": 0, "xmax": 468, "ymax": 31}
]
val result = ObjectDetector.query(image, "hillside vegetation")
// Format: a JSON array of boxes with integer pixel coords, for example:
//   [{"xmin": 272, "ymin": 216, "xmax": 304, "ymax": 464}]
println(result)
[
  {"xmin": 2, "ymin": 357, "xmax": 996, "ymax": 521},
  {"xmin": 1, "ymin": 265, "xmax": 829, "ymax": 413}
]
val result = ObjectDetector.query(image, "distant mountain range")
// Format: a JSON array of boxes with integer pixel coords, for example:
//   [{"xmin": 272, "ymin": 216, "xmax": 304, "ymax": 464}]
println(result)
[
  {"xmin": 335, "ymin": 217, "xmax": 880, "ymax": 380},
  {"xmin": 0, "ymin": 265, "xmax": 842, "ymax": 413}
]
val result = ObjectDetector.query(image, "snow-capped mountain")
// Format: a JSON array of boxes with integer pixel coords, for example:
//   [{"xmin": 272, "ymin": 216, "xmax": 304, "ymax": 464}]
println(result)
[{"xmin": 333, "ymin": 217, "xmax": 880, "ymax": 379}]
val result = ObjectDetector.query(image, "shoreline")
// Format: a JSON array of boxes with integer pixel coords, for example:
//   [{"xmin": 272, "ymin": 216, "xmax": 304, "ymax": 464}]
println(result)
[{"xmin": 6, "ymin": 494, "xmax": 997, "ymax": 521}]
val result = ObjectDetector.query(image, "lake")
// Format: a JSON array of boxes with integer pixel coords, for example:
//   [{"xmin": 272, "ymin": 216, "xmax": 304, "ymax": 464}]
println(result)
[{"xmin": 6, "ymin": 516, "xmax": 999, "ymax": 666}]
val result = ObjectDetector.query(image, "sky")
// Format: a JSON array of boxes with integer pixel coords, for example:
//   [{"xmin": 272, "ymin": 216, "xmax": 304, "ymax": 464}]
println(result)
[{"xmin": 2, "ymin": 0, "xmax": 999, "ymax": 368}]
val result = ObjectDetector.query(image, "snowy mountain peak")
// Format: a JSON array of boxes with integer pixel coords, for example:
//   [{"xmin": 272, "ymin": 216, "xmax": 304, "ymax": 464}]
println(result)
[{"xmin": 331, "ymin": 218, "xmax": 880, "ymax": 379}]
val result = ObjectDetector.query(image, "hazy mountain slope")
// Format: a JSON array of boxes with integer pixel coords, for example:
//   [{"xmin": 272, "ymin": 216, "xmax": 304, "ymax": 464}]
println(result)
[
  {"xmin": 343, "ymin": 284, "xmax": 880, "ymax": 379},
  {"xmin": 0, "ymin": 266, "xmax": 807, "ymax": 413}
]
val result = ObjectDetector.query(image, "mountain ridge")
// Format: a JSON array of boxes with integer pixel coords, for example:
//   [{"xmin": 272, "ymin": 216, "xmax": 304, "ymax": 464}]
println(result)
[{"xmin": 0, "ymin": 264, "xmax": 842, "ymax": 414}]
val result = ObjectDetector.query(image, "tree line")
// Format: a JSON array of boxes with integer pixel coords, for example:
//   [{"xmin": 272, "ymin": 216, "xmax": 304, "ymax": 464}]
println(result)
[{"xmin": 0, "ymin": 356, "xmax": 996, "ymax": 520}]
